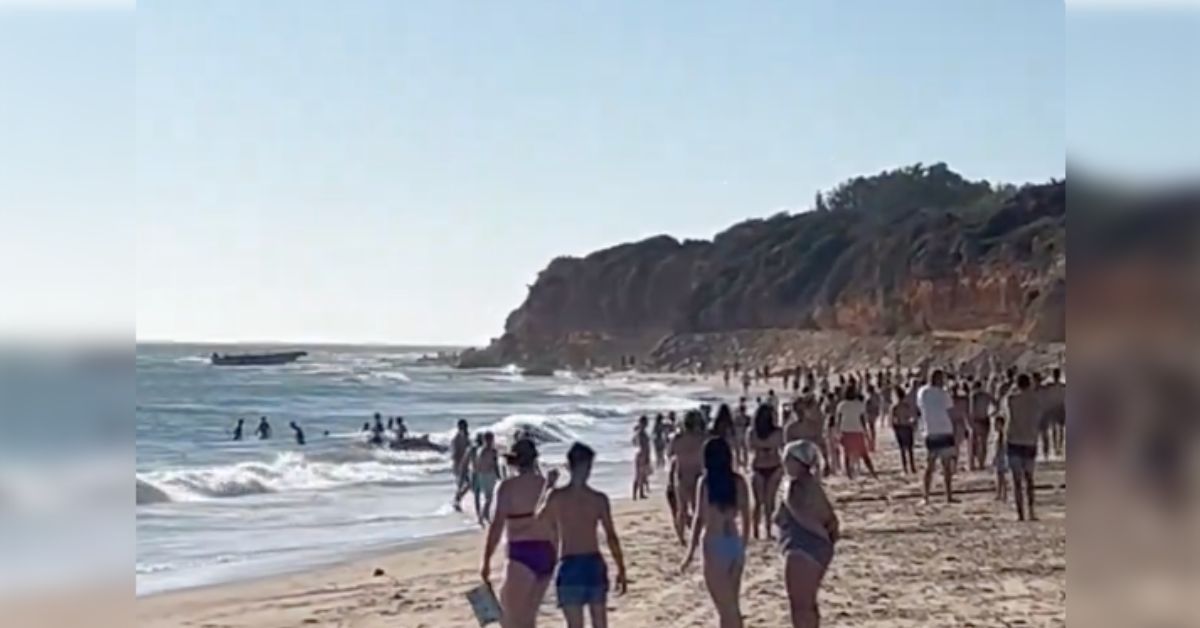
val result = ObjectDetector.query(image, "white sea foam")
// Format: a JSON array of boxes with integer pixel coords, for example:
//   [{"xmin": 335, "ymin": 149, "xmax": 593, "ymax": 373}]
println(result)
[
  {"xmin": 549, "ymin": 383, "xmax": 592, "ymax": 397},
  {"xmin": 136, "ymin": 451, "xmax": 443, "ymax": 504}
]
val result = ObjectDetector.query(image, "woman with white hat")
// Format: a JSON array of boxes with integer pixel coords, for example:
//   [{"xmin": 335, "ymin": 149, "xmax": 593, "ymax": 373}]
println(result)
[{"xmin": 775, "ymin": 440, "xmax": 840, "ymax": 628}]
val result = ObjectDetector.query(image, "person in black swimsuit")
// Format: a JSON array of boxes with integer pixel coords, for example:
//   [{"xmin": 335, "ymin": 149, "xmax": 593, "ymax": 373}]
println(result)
[{"xmin": 747, "ymin": 403, "xmax": 784, "ymax": 541}]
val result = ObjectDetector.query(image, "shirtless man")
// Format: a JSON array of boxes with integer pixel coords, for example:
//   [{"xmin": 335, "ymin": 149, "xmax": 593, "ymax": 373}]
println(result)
[
  {"xmin": 1005, "ymin": 373, "xmax": 1043, "ymax": 521},
  {"xmin": 669, "ymin": 410, "xmax": 708, "ymax": 546},
  {"xmin": 538, "ymin": 443, "xmax": 629, "ymax": 628},
  {"xmin": 632, "ymin": 416, "xmax": 652, "ymax": 500},
  {"xmin": 451, "ymin": 419, "xmax": 473, "ymax": 511},
  {"xmin": 475, "ymin": 432, "xmax": 501, "ymax": 525}
]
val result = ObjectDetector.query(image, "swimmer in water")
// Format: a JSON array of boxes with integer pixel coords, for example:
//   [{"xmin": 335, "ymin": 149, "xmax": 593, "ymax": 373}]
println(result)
[
  {"xmin": 255, "ymin": 416, "xmax": 271, "ymax": 440},
  {"xmin": 232, "ymin": 418, "xmax": 245, "ymax": 441},
  {"xmin": 289, "ymin": 421, "xmax": 305, "ymax": 446}
]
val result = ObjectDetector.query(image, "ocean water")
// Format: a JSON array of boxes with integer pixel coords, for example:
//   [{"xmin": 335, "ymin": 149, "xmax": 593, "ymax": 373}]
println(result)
[{"xmin": 136, "ymin": 344, "xmax": 718, "ymax": 595}]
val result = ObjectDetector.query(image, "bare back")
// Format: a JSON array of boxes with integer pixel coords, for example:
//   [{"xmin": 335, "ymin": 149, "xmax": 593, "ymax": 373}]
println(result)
[
  {"xmin": 543, "ymin": 485, "xmax": 608, "ymax": 556},
  {"xmin": 494, "ymin": 472, "xmax": 552, "ymax": 541}
]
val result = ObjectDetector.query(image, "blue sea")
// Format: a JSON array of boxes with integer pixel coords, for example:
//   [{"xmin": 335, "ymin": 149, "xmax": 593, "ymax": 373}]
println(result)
[{"xmin": 135, "ymin": 343, "xmax": 718, "ymax": 595}]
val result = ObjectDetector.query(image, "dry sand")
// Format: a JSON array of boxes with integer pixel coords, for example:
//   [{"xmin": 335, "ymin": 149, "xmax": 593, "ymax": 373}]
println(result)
[{"xmin": 138, "ymin": 442, "xmax": 1066, "ymax": 628}]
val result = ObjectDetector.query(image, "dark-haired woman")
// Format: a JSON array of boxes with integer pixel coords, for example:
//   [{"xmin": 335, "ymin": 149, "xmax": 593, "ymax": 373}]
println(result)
[
  {"xmin": 680, "ymin": 437, "xmax": 751, "ymax": 628},
  {"xmin": 711, "ymin": 404, "xmax": 739, "ymax": 464},
  {"xmin": 481, "ymin": 439, "xmax": 556, "ymax": 628},
  {"xmin": 747, "ymin": 404, "xmax": 784, "ymax": 540}
]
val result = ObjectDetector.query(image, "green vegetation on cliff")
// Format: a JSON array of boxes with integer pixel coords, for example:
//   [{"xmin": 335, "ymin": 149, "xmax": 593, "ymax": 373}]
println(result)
[{"xmin": 463, "ymin": 163, "xmax": 1065, "ymax": 369}]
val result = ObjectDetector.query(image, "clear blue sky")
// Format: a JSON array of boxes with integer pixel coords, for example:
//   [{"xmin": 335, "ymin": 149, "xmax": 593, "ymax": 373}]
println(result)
[
  {"xmin": 15, "ymin": 2, "xmax": 1187, "ymax": 345},
  {"xmin": 132, "ymin": 0, "xmax": 1068, "ymax": 345}
]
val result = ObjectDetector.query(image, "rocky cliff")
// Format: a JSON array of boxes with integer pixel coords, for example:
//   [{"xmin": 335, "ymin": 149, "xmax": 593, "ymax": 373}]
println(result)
[{"xmin": 461, "ymin": 164, "xmax": 1065, "ymax": 371}]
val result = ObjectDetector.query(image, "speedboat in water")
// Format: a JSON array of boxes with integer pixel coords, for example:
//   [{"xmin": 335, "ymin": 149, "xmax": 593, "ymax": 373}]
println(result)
[{"xmin": 210, "ymin": 351, "xmax": 307, "ymax": 366}]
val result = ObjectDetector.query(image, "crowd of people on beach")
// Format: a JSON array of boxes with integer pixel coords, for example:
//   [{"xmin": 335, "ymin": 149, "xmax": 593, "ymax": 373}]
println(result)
[{"xmin": 453, "ymin": 360, "xmax": 1065, "ymax": 628}]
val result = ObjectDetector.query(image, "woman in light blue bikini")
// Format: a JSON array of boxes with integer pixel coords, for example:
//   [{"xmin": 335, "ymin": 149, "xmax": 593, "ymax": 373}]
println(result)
[
  {"xmin": 680, "ymin": 437, "xmax": 751, "ymax": 628},
  {"xmin": 776, "ymin": 440, "xmax": 840, "ymax": 628}
]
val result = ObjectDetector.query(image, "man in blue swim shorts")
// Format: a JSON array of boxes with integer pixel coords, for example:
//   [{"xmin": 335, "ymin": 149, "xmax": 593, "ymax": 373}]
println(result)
[{"xmin": 537, "ymin": 442, "xmax": 628, "ymax": 627}]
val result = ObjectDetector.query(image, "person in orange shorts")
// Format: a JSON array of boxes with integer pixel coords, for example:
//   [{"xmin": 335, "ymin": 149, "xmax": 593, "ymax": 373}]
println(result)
[{"xmin": 835, "ymin": 381, "xmax": 878, "ymax": 480}]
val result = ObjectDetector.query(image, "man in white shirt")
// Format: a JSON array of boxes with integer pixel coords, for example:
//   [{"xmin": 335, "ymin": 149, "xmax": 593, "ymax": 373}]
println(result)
[{"xmin": 918, "ymin": 370, "xmax": 958, "ymax": 503}]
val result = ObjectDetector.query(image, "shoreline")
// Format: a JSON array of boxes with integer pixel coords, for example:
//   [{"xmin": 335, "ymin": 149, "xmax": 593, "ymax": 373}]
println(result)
[{"xmin": 138, "ymin": 455, "xmax": 1066, "ymax": 628}]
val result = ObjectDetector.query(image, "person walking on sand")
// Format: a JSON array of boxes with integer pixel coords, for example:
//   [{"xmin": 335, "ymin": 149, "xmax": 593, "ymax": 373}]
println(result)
[
  {"xmin": 451, "ymin": 420, "xmax": 473, "ymax": 511},
  {"xmin": 890, "ymin": 386, "xmax": 917, "ymax": 474},
  {"xmin": 836, "ymin": 384, "xmax": 878, "ymax": 480},
  {"xmin": 748, "ymin": 404, "xmax": 785, "ymax": 540},
  {"xmin": 822, "ymin": 394, "xmax": 841, "ymax": 477},
  {"xmin": 969, "ymin": 380, "xmax": 995, "ymax": 471},
  {"xmin": 864, "ymin": 385, "xmax": 881, "ymax": 452},
  {"xmin": 669, "ymin": 410, "xmax": 708, "ymax": 546},
  {"xmin": 919, "ymin": 370, "xmax": 959, "ymax": 504},
  {"xmin": 733, "ymin": 403, "xmax": 751, "ymax": 468},
  {"xmin": 1004, "ymin": 373, "xmax": 1042, "ymax": 521},
  {"xmin": 993, "ymin": 415, "xmax": 1010, "ymax": 503},
  {"xmin": 632, "ymin": 416, "xmax": 652, "ymax": 500},
  {"xmin": 741, "ymin": 371, "xmax": 752, "ymax": 397},
  {"xmin": 680, "ymin": 437, "xmax": 751, "ymax": 628},
  {"xmin": 480, "ymin": 439, "xmax": 556, "ymax": 628},
  {"xmin": 776, "ymin": 440, "xmax": 839, "ymax": 628},
  {"xmin": 537, "ymin": 443, "xmax": 628, "ymax": 628}
]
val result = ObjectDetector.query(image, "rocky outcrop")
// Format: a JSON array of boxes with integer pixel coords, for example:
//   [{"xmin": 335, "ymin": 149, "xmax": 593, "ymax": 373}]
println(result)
[{"xmin": 462, "ymin": 164, "xmax": 1065, "ymax": 371}]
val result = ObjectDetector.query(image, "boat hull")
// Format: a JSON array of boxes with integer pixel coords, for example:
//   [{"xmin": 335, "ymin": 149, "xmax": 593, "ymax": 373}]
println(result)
[{"xmin": 210, "ymin": 351, "xmax": 307, "ymax": 366}]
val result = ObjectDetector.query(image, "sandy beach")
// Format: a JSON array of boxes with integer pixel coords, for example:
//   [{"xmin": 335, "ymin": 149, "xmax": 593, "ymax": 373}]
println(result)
[{"xmin": 138, "ymin": 441, "xmax": 1066, "ymax": 628}]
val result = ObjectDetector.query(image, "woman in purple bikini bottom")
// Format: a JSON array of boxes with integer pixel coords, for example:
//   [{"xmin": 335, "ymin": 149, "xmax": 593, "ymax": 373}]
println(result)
[{"xmin": 481, "ymin": 438, "xmax": 556, "ymax": 627}]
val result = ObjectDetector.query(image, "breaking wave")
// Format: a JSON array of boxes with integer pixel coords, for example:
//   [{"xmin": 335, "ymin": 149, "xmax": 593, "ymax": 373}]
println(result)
[{"xmin": 136, "ymin": 450, "xmax": 443, "ymax": 505}]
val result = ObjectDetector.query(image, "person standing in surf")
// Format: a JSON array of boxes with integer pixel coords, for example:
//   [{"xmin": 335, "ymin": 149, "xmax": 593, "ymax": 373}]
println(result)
[
  {"xmin": 255, "ymin": 416, "xmax": 271, "ymax": 440},
  {"xmin": 475, "ymin": 432, "xmax": 501, "ymax": 526},
  {"xmin": 632, "ymin": 416, "xmax": 652, "ymax": 500},
  {"xmin": 451, "ymin": 419, "xmax": 473, "ymax": 512}
]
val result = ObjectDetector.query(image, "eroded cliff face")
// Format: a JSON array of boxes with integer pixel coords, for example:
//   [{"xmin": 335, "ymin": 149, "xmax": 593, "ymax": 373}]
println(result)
[{"xmin": 461, "ymin": 168, "xmax": 1065, "ymax": 370}]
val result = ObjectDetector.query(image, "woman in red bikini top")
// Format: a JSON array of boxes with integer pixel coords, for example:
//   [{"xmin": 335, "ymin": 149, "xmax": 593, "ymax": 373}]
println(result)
[{"xmin": 480, "ymin": 438, "xmax": 556, "ymax": 627}]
